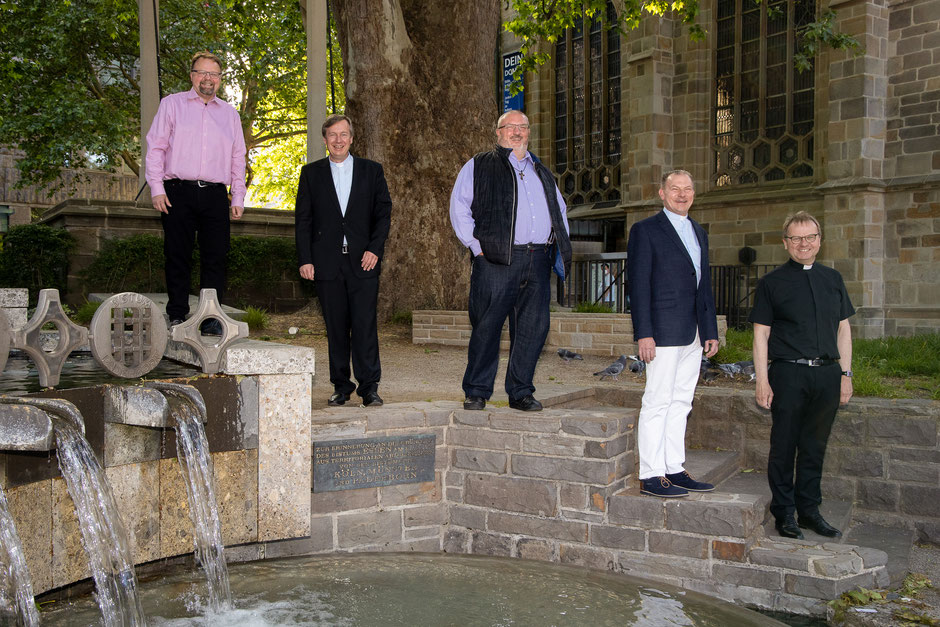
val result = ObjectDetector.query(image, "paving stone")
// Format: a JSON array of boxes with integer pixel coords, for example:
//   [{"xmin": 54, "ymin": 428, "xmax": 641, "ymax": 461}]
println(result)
[
  {"xmin": 608, "ymin": 493, "xmax": 664, "ymax": 528},
  {"xmin": 617, "ymin": 551, "xmax": 710, "ymax": 579},
  {"xmin": 471, "ymin": 531, "xmax": 513, "ymax": 556},
  {"xmin": 449, "ymin": 427, "xmax": 520, "ymax": 451},
  {"xmin": 813, "ymin": 554, "xmax": 864, "ymax": 577},
  {"xmin": 403, "ymin": 527, "xmax": 439, "ymax": 541},
  {"xmin": 712, "ymin": 563, "xmax": 783, "ymax": 591},
  {"xmin": 449, "ymin": 505, "xmax": 485, "ymax": 531},
  {"xmin": 488, "ymin": 511, "xmax": 588, "ymax": 543},
  {"xmin": 403, "ymin": 503, "xmax": 446, "ymax": 527},
  {"xmin": 453, "ymin": 410, "xmax": 489, "ymax": 427},
  {"xmin": 749, "ymin": 546, "xmax": 812, "ymax": 572},
  {"xmin": 463, "ymin": 473, "xmax": 556, "ymax": 516},
  {"xmin": 521, "ymin": 434, "xmax": 584, "ymax": 456},
  {"xmin": 308, "ymin": 515, "xmax": 334, "ymax": 552},
  {"xmin": 424, "ymin": 407, "xmax": 453, "ymax": 427},
  {"xmin": 379, "ymin": 475, "xmax": 441, "ymax": 506},
  {"xmin": 559, "ymin": 544, "xmax": 614, "ymax": 570},
  {"xmin": 511, "ymin": 454, "xmax": 615, "ymax": 485},
  {"xmin": 560, "ymin": 483, "xmax": 587, "ymax": 509},
  {"xmin": 857, "ymin": 479, "xmax": 900, "ymax": 511},
  {"xmin": 889, "ymin": 460, "xmax": 940, "ymax": 484},
  {"xmin": 664, "ymin": 494, "xmax": 765, "ymax": 538},
  {"xmin": 366, "ymin": 410, "xmax": 426, "ymax": 430},
  {"xmin": 900, "ymin": 484, "xmax": 940, "ymax": 517},
  {"xmin": 832, "ymin": 447, "xmax": 885, "ymax": 478},
  {"xmin": 453, "ymin": 448, "xmax": 508, "ymax": 473},
  {"xmin": 311, "ymin": 486, "xmax": 377, "ymax": 513},
  {"xmin": 590, "ymin": 525, "xmax": 646, "ymax": 551},
  {"xmin": 337, "ymin": 510, "xmax": 402, "ymax": 548},
  {"xmin": 584, "ymin": 434, "xmax": 629, "ymax": 459},
  {"xmin": 443, "ymin": 528, "xmax": 469, "ymax": 553},
  {"xmin": 785, "ymin": 571, "xmax": 874, "ymax": 600},
  {"xmin": 868, "ymin": 416, "xmax": 938, "ymax": 446},
  {"xmin": 560, "ymin": 415, "xmax": 622, "ymax": 438},
  {"xmin": 712, "ymin": 539, "xmax": 748, "ymax": 562},
  {"xmin": 560, "ymin": 509, "xmax": 605, "ymax": 523},
  {"xmin": 261, "ymin": 536, "xmax": 318, "ymax": 559},
  {"xmin": 648, "ymin": 531, "xmax": 708, "ymax": 558},
  {"xmin": 889, "ymin": 447, "xmax": 940, "ymax": 464},
  {"xmin": 854, "ymin": 546, "xmax": 889, "ymax": 569},
  {"xmin": 489, "ymin": 414, "xmax": 562, "ymax": 433},
  {"xmin": 516, "ymin": 538, "xmax": 554, "ymax": 561}
]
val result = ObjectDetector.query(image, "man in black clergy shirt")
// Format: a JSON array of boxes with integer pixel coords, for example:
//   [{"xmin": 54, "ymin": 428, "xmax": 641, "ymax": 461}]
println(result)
[
  {"xmin": 295, "ymin": 114, "xmax": 392, "ymax": 407},
  {"xmin": 750, "ymin": 211, "xmax": 854, "ymax": 540}
]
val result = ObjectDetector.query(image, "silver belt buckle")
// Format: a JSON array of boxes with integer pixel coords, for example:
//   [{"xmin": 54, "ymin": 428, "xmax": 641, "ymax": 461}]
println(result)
[
  {"xmin": 342, "ymin": 244, "xmax": 348, "ymax": 254},
  {"xmin": 197, "ymin": 179, "xmax": 210, "ymax": 188},
  {"xmin": 807, "ymin": 358, "xmax": 823, "ymax": 367}
]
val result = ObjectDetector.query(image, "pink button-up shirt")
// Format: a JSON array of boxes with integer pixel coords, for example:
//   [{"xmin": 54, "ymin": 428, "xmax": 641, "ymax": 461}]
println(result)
[{"xmin": 145, "ymin": 88, "xmax": 247, "ymax": 207}]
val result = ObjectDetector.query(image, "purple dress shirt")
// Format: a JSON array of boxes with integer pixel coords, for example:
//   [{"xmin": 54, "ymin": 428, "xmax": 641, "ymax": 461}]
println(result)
[
  {"xmin": 145, "ymin": 88, "xmax": 248, "ymax": 207},
  {"xmin": 450, "ymin": 151, "xmax": 569, "ymax": 256}
]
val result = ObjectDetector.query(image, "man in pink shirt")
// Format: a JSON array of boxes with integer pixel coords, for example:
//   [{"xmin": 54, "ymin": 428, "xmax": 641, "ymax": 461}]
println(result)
[{"xmin": 145, "ymin": 51, "xmax": 247, "ymax": 333}]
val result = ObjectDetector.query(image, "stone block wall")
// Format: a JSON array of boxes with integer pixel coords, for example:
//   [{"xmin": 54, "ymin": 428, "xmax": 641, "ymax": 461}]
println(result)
[{"xmin": 412, "ymin": 310, "xmax": 727, "ymax": 357}]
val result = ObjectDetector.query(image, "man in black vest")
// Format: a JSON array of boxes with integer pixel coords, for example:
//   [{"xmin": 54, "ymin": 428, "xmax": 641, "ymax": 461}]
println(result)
[
  {"xmin": 295, "ymin": 114, "xmax": 392, "ymax": 407},
  {"xmin": 449, "ymin": 110, "xmax": 572, "ymax": 412}
]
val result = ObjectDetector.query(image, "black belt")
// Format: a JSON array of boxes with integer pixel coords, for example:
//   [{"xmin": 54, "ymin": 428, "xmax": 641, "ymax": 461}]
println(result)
[
  {"xmin": 512, "ymin": 243, "xmax": 550, "ymax": 252},
  {"xmin": 776, "ymin": 358, "xmax": 835, "ymax": 367},
  {"xmin": 166, "ymin": 178, "xmax": 225, "ymax": 189}
]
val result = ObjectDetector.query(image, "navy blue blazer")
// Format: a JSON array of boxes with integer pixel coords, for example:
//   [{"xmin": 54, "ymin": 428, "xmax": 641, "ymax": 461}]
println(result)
[
  {"xmin": 627, "ymin": 210, "xmax": 718, "ymax": 346},
  {"xmin": 294, "ymin": 155, "xmax": 392, "ymax": 281}
]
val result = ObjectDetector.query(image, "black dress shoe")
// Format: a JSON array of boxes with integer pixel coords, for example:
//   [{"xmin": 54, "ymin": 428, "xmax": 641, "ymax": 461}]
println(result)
[
  {"xmin": 328, "ymin": 392, "xmax": 351, "ymax": 406},
  {"xmin": 463, "ymin": 396, "xmax": 486, "ymax": 410},
  {"xmin": 361, "ymin": 392, "xmax": 384, "ymax": 407},
  {"xmin": 508, "ymin": 395, "xmax": 543, "ymax": 412},
  {"xmin": 200, "ymin": 319, "xmax": 223, "ymax": 336},
  {"xmin": 775, "ymin": 516, "xmax": 804, "ymax": 539},
  {"xmin": 798, "ymin": 513, "xmax": 842, "ymax": 538}
]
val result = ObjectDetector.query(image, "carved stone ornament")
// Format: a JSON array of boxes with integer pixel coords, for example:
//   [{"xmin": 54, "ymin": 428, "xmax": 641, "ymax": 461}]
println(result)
[
  {"xmin": 11, "ymin": 289, "xmax": 89, "ymax": 388},
  {"xmin": 170, "ymin": 288, "xmax": 248, "ymax": 374},
  {"xmin": 0, "ymin": 307, "xmax": 10, "ymax": 374},
  {"xmin": 89, "ymin": 292, "xmax": 169, "ymax": 378}
]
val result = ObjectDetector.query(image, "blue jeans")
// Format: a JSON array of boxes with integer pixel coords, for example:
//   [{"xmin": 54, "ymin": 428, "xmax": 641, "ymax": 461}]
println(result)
[{"xmin": 462, "ymin": 246, "xmax": 552, "ymax": 401}]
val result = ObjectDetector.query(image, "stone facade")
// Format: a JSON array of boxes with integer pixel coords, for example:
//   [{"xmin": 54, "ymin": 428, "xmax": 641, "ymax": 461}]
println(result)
[
  {"xmin": 519, "ymin": 0, "xmax": 940, "ymax": 337},
  {"xmin": 412, "ymin": 309, "xmax": 727, "ymax": 357}
]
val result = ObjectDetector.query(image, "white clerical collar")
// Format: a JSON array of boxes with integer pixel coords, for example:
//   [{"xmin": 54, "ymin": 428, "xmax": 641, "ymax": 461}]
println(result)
[
  {"xmin": 663, "ymin": 208, "xmax": 689, "ymax": 224},
  {"xmin": 803, "ymin": 264, "xmax": 813, "ymax": 270},
  {"xmin": 330, "ymin": 154, "xmax": 353, "ymax": 168}
]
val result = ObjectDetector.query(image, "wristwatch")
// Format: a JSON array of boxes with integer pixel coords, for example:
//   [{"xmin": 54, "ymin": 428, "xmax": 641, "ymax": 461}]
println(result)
[{"xmin": 842, "ymin": 370, "xmax": 853, "ymax": 377}]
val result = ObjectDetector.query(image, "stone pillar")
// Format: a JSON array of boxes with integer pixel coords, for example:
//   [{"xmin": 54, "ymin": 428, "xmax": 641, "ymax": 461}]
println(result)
[
  {"xmin": 138, "ymin": 0, "xmax": 160, "ymax": 202},
  {"xmin": 820, "ymin": 0, "xmax": 890, "ymax": 338},
  {"xmin": 306, "ymin": 0, "xmax": 327, "ymax": 163}
]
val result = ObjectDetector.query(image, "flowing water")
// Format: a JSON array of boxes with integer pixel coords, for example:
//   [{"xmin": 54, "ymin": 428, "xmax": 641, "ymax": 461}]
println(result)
[
  {"xmin": 0, "ymin": 485, "xmax": 39, "ymax": 626},
  {"xmin": 157, "ymin": 385, "xmax": 231, "ymax": 613},
  {"xmin": 40, "ymin": 552, "xmax": 788, "ymax": 626},
  {"xmin": 52, "ymin": 417, "xmax": 146, "ymax": 626}
]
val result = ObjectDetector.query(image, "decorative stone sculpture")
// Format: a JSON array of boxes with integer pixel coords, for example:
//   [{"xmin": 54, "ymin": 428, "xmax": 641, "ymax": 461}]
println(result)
[
  {"xmin": 170, "ymin": 289, "xmax": 248, "ymax": 375},
  {"xmin": 89, "ymin": 292, "xmax": 168, "ymax": 379},
  {"xmin": 0, "ymin": 396, "xmax": 85, "ymax": 436},
  {"xmin": 11, "ymin": 290, "xmax": 88, "ymax": 388},
  {"xmin": 0, "ymin": 401, "xmax": 55, "ymax": 451}
]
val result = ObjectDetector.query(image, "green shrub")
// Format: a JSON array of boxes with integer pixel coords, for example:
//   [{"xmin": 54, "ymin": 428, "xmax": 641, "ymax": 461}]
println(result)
[
  {"xmin": 80, "ymin": 233, "xmax": 167, "ymax": 294},
  {"xmin": 390, "ymin": 310, "xmax": 412, "ymax": 325},
  {"xmin": 573, "ymin": 301, "xmax": 614, "ymax": 313},
  {"xmin": 242, "ymin": 306, "xmax": 269, "ymax": 331},
  {"xmin": 72, "ymin": 300, "xmax": 102, "ymax": 325},
  {"xmin": 714, "ymin": 327, "xmax": 754, "ymax": 363},
  {"xmin": 0, "ymin": 224, "xmax": 75, "ymax": 304}
]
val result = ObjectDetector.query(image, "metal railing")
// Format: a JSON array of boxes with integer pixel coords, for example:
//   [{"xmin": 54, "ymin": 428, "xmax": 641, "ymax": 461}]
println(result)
[{"xmin": 560, "ymin": 254, "xmax": 775, "ymax": 326}]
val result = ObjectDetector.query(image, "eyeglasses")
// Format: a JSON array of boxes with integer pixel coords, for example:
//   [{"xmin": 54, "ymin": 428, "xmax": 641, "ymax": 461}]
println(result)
[
  {"xmin": 498, "ymin": 123, "xmax": 529, "ymax": 131},
  {"xmin": 784, "ymin": 233, "xmax": 819, "ymax": 244},
  {"xmin": 191, "ymin": 70, "xmax": 222, "ymax": 80}
]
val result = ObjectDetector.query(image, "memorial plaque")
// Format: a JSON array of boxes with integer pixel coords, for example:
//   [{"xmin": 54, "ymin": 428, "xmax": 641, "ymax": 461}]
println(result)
[{"xmin": 313, "ymin": 434, "xmax": 436, "ymax": 492}]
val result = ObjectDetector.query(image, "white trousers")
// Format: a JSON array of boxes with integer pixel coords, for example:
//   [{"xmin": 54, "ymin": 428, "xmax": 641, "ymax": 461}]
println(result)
[{"xmin": 637, "ymin": 334, "xmax": 703, "ymax": 480}]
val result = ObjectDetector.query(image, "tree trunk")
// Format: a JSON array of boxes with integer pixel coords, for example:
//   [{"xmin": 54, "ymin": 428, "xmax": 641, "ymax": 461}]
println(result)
[{"xmin": 332, "ymin": 0, "xmax": 500, "ymax": 318}]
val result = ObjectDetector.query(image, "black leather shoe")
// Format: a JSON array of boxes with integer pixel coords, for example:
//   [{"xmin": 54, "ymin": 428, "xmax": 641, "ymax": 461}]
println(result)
[
  {"xmin": 509, "ymin": 395, "xmax": 543, "ymax": 412},
  {"xmin": 463, "ymin": 396, "xmax": 486, "ymax": 410},
  {"xmin": 775, "ymin": 516, "xmax": 804, "ymax": 539},
  {"xmin": 328, "ymin": 392, "xmax": 351, "ymax": 406},
  {"xmin": 361, "ymin": 392, "xmax": 384, "ymax": 407},
  {"xmin": 798, "ymin": 513, "xmax": 842, "ymax": 538},
  {"xmin": 169, "ymin": 319, "xmax": 184, "ymax": 327},
  {"xmin": 200, "ymin": 319, "xmax": 223, "ymax": 336}
]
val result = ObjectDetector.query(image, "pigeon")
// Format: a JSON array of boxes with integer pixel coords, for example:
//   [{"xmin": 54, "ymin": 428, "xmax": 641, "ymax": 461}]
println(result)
[
  {"xmin": 701, "ymin": 369, "xmax": 722, "ymax": 384},
  {"xmin": 717, "ymin": 360, "xmax": 755, "ymax": 378},
  {"xmin": 627, "ymin": 355, "xmax": 646, "ymax": 374},
  {"xmin": 594, "ymin": 355, "xmax": 627, "ymax": 380},
  {"xmin": 557, "ymin": 348, "xmax": 583, "ymax": 362}
]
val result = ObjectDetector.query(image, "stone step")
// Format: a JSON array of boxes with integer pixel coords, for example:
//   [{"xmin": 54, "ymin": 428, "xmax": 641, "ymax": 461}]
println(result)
[
  {"xmin": 685, "ymin": 449, "xmax": 741, "ymax": 488},
  {"xmin": 843, "ymin": 523, "xmax": 915, "ymax": 588},
  {"xmin": 716, "ymin": 469, "xmax": 855, "ymax": 541}
]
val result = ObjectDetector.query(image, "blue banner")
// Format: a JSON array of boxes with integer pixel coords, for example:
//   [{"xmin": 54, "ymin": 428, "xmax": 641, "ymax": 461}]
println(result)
[{"xmin": 502, "ymin": 51, "xmax": 524, "ymax": 113}]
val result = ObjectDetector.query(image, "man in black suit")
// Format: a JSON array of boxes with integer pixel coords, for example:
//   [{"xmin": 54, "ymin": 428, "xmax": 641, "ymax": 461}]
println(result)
[
  {"xmin": 627, "ymin": 169, "xmax": 719, "ymax": 498},
  {"xmin": 295, "ymin": 114, "xmax": 392, "ymax": 407}
]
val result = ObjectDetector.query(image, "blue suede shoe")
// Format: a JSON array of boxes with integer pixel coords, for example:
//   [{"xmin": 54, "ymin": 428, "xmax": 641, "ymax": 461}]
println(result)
[
  {"xmin": 640, "ymin": 476, "xmax": 689, "ymax": 498},
  {"xmin": 666, "ymin": 470, "xmax": 714, "ymax": 492}
]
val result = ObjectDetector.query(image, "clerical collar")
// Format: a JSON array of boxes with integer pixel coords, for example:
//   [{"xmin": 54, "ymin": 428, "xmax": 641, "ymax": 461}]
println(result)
[
  {"xmin": 330, "ymin": 154, "xmax": 352, "ymax": 167},
  {"xmin": 786, "ymin": 258, "xmax": 814, "ymax": 271}
]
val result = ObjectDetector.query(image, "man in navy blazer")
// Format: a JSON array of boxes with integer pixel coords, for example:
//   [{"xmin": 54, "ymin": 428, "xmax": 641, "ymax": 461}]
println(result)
[
  {"xmin": 627, "ymin": 169, "xmax": 719, "ymax": 497},
  {"xmin": 295, "ymin": 114, "xmax": 392, "ymax": 407}
]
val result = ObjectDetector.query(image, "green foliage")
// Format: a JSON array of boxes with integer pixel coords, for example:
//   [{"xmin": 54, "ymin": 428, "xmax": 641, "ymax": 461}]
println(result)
[
  {"xmin": 72, "ymin": 300, "xmax": 103, "ymax": 325},
  {"xmin": 504, "ymin": 0, "xmax": 861, "ymax": 91},
  {"xmin": 573, "ymin": 301, "xmax": 614, "ymax": 313},
  {"xmin": 242, "ymin": 306, "xmax": 269, "ymax": 331},
  {"xmin": 80, "ymin": 234, "xmax": 166, "ymax": 294},
  {"xmin": 714, "ymin": 327, "xmax": 754, "ymax": 364},
  {"xmin": 0, "ymin": 224, "xmax": 75, "ymax": 303},
  {"xmin": 226, "ymin": 235, "xmax": 298, "ymax": 293},
  {"xmin": 389, "ymin": 310, "xmax": 412, "ymax": 325},
  {"xmin": 828, "ymin": 587, "xmax": 885, "ymax": 623}
]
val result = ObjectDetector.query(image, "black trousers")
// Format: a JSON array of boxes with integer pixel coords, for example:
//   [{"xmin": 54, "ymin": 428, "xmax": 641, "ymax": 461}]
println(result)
[
  {"xmin": 767, "ymin": 361, "xmax": 842, "ymax": 520},
  {"xmin": 315, "ymin": 254, "xmax": 381, "ymax": 398},
  {"xmin": 161, "ymin": 180, "xmax": 230, "ymax": 320}
]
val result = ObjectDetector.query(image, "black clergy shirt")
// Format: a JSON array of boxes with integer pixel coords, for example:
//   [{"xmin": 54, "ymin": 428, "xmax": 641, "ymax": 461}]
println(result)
[{"xmin": 749, "ymin": 259, "xmax": 855, "ymax": 361}]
